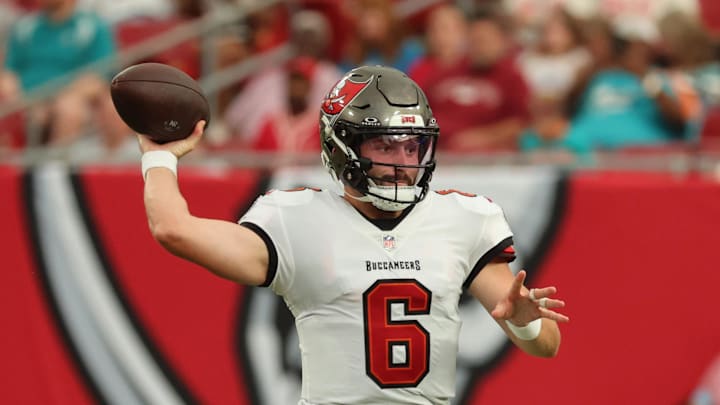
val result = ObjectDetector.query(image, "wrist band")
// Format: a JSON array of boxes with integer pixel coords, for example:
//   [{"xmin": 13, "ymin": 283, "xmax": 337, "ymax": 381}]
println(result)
[
  {"xmin": 141, "ymin": 151, "xmax": 178, "ymax": 180},
  {"xmin": 505, "ymin": 319, "xmax": 542, "ymax": 341}
]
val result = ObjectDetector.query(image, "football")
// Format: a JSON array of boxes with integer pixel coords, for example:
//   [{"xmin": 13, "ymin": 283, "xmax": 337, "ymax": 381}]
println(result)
[{"xmin": 110, "ymin": 63, "xmax": 210, "ymax": 144}]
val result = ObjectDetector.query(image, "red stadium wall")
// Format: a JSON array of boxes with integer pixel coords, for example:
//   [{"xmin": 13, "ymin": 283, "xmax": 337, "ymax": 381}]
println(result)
[
  {"xmin": 2, "ymin": 165, "xmax": 719, "ymax": 405},
  {"xmin": 0, "ymin": 167, "xmax": 95, "ymax": 405},
  {"xmin": 470, "ymin": 171, "xmax": 720, "ymax": 404}
]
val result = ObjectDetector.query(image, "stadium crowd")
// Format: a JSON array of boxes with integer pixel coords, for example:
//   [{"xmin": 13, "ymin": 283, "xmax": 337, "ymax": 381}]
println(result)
[{"xmin": 1, "ymin": 0, "xmax": 720, "ymax": 161}]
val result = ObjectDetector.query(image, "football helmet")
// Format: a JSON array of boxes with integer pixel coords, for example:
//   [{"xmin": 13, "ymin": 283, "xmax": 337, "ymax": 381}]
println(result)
[{"xmin": 319, "ymin": 65, "xmax": 439, "ymax": 211}]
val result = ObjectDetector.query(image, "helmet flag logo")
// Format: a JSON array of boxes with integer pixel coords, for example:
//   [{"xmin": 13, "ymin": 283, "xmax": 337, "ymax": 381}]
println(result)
[{"xmin": 321, "ymin": 76, "xmax": 371, "ymax": 116}]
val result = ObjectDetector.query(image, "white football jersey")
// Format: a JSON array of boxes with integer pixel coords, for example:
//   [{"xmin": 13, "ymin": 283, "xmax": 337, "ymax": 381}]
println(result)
[{"xmin": 239, "ymin": 188, "xmax": 514, "ymax": 405}]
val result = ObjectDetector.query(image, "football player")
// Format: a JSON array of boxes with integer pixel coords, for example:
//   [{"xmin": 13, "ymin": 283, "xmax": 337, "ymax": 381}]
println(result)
[{"xmin": 138, "ymin": 65, "xmax": 569, "ymax": 404}]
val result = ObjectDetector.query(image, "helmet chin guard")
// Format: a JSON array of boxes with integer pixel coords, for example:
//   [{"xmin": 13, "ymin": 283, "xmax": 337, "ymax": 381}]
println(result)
[
  {"xmin": 319, "ymin": 65, "xmax": 439, "ymax": 212},
  {"xmin": 363, "ymin": 184, "xmax": 416, "ymax": 212}
]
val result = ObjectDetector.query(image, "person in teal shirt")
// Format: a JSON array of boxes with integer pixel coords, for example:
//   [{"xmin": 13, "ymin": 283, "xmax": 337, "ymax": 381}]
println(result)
[
  {"xmin": 521, "ymin": 17, "xmax": 691, "ymax": 156},
  {"xmin": 1, "ymin": 0, "xmax": 117, "ymax": 145},
  {"xmin": 4, "ymin": 0, "xmax": 116, "ymax": 92},
  {"xmin": 561, "ymin": 68, "xmax": 685, "ymax": 153}
]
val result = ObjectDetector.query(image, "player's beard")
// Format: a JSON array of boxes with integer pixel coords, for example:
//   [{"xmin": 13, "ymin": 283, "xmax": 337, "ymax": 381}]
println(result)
[{"xmin": 372, "ymin": 169, "xmax": 416, "ymax": 187}]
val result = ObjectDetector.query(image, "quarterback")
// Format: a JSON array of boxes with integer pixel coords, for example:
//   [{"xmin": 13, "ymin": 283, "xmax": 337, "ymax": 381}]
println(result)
[{"xmin": 138, "ymin": 65, "xmax": 569, "ymax": 404}]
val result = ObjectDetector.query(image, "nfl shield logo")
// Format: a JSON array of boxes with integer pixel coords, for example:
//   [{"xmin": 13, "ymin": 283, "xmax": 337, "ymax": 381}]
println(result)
[{"xmin": 382, "ymin": 235, "xmax": 396, "ymax": 251}]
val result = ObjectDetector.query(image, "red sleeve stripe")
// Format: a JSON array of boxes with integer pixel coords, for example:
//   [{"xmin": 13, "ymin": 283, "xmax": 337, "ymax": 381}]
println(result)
[{"xmin": 463, "ymin": 236, "xmax": 515, "ymax": 289}]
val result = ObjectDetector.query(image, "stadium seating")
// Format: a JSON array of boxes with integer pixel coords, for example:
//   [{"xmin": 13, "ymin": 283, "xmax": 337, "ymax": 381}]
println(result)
[{"xmin": 115, "ymin": 18, "xmax": 201, "ymax": 79}]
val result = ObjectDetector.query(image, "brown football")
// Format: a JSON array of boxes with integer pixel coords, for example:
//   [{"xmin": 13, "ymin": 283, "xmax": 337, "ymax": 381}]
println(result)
[{"xmin": 110, "ymin": 63, "xmax": 210, "ymax": 144}]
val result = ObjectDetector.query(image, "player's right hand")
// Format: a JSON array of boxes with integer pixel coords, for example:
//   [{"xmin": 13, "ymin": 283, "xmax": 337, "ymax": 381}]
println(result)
[{"xmin": 137, "ymin": 120, "xmax": 205, "ymax": 158}]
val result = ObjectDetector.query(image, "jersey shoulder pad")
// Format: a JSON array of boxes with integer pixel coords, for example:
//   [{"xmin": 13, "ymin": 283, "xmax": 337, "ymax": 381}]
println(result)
[
  {"xmin": 259, "ymin": 187, "xmax": 324, "ymax": 207},
  {"xmin": 433, "ymin": 189, "xmax": 501, "ymax": 215}
]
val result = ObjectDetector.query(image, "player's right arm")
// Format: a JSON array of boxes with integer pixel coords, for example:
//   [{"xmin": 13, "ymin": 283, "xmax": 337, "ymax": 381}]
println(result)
[{"xmin": 139, "ymin": 121, "xmax": 269, "ymax": 286}]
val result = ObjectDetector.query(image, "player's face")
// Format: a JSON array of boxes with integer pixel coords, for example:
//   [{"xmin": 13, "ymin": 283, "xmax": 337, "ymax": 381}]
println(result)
[{"xmin": 359, "ymin": 135, "xmax": 421, "ymax": 186}]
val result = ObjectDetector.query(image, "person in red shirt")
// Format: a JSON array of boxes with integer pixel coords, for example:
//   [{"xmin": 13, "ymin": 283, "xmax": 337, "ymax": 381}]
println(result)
[
  {"xmin": 251, "ymin": 57, "xmax": 321, "ymax": 153},
  {"xmin": 409, "ymin": 4, "xmax": 469, "ymax": 93},
  {"xmin": 421, "ymin": 5, "xmax": 531, "ymax": 152}
]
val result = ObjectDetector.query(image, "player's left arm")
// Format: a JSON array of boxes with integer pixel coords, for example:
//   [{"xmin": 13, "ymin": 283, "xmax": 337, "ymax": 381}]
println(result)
[{"xmin": 468, "ymin": 262, "xmax": 569, "ymax": 357}]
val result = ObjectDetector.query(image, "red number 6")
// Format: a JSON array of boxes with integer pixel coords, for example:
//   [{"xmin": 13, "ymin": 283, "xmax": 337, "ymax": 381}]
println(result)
[{"xmin": 363, "ymin": 279, "xmax": 431, "ymax": 388}]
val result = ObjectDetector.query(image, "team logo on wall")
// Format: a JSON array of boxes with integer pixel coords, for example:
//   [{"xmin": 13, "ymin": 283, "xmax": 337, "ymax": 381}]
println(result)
[{"xmin": 25, "ymin": 166, "xmax": 196, "ymax": 405}]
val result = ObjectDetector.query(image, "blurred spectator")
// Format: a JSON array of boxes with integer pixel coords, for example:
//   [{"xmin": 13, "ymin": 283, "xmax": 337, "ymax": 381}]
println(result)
[
  {"xmin": 298, "ymin": 0, "xmax": 354, "ymax": 61},
  {"xmin": 289, "ymin": 4, "xmax": 334, "ymax": 60},
  {"xmin": 659, "ymin": 11, "xmax": 720, "ymax": 110},
  {"xmin": 408, "ymin": 4, "xmax": 469, "ymax": 91},
  {"xmin": 517, "ymin": 6, "xmax": 589, "ymax": 142},
  {"xmin": 174, "ymin": 0, "xmax": 206, "ymax": 19},
  {"xmin": 3, "ymin": 0, "xmax": 115, "ymax": 93},
  {"xmin": 0, "ymin": 2, "xmax": 23, "ymax": 149},
  {"xmin": 338, "ymin": 0, "xmax": 424, "ymax": 73},
  {"xmin": 246, "ymin": 3, "xmax": 290, "ymax": 53},
  {"xmin": 502, "ymin": 0, "xmax": 567, "ymax": 46},
  {"xmin": 557, "ymin": 15, "xmax": 693, "ymax": 153},
  {"xmin": 64, "ymin": 92, "xmax": 140, "ymax": 162},
  {"xmin": 580, "ymin": 15, "xmax": 617, "ymax": 68},
  {"xmin": 0, "ymin": 73, "xmax": 21, "ymax": 106},
  {"xmin": 222, "ymin": 9, "xmax": 341, "ymax": 147},
  {"xmin": 563, "ymin": 15, "xmax": 618, "ymax": 118},
  {"xmin": 421, "ymin": 5, "xmax": 530, "ymax": 152},
  {"xmin": 659, "ymin": 12, "xmax": 720, "ymax": 144},
  {"xmin": 0, "ymin": 73, "xmax": 24, "ymax": 149},
  {"xmin": 249, "ymin": 57, "xmax": 320, "ymax": 152},
  {"xmin": 213, "ymin": 25, "xmax": 251, "ymax": 117},
  {"xmin": 518, "ymin": 7, "xmax": 589, "ymax": 99},
  {"xmin": 2, "ymin": 0, "xmax": 117, "ymax": 146}
]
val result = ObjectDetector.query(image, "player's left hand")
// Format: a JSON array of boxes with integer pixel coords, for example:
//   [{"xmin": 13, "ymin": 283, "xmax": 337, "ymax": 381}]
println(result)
[{"xmin": 491, "ymin": 270, "xmax": 569, "ymax": 326}]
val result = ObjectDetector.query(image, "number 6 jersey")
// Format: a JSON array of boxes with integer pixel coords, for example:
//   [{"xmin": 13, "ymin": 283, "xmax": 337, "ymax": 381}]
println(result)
[{"xmin": 239, "ymin": 188, "xmax": 514, "ymax": 405}]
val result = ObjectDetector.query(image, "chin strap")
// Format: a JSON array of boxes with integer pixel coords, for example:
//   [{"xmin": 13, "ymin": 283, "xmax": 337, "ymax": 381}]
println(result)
[{"xmin": 345, "ymin": 184, "xmax": 415, "ymax": 212}]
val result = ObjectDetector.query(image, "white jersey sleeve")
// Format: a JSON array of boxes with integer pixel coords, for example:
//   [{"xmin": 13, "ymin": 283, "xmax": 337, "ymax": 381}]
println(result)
[
  {"xmin": 434, "ymin": 191, "xmax": 515, "ymax": 288},
  {"xmin": 238, "ymin": 188, "xmax": 321, "ymax": 295}
]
